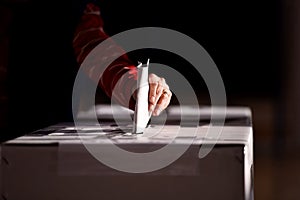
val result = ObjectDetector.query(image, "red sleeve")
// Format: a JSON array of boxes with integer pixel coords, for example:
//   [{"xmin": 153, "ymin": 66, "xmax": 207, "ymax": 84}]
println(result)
[{"xmin": 72, "ymin": 3, "xmax": 137, "ymax": 110}]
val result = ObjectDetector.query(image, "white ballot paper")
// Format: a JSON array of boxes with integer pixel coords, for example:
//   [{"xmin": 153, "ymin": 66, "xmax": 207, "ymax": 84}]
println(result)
[{"xmin": 133, "ymin": 59, "xmax": 151, "ymax": 134}]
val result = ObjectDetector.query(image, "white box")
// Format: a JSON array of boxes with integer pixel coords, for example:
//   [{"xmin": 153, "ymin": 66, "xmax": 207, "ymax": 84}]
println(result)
[{"xmin": 1, "ymin": 106, "xmax": 253, "ymax": 200}]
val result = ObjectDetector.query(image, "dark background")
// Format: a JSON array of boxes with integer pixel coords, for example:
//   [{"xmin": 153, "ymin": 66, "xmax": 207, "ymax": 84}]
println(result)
[
  {"xmin": 1, "ymin": 0, "xmax": 299, "ymax": 199},
  {"xmin": 100, "ymin": 0, "xmax": 282, "ymax": 98},
  {"xmin": 1, "ymin": 0, "xmax": 282, "ymax": 134}
]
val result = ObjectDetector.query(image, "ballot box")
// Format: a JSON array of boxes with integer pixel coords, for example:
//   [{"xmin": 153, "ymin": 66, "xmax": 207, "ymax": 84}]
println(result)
[{"xmin": 0, "ymin": 106, "xmax": 253, "ymax": 200}]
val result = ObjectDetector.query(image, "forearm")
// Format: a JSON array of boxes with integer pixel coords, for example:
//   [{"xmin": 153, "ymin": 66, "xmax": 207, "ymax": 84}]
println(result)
[{"xmin": 72, "ymin": 2, "xmax": 137, "ymax": 109}]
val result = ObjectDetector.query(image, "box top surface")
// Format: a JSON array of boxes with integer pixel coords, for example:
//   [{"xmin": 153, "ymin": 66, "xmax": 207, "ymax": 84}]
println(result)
[{"xmin": 3, "ymin": 106, "xmax": 252, "ymax": 146}]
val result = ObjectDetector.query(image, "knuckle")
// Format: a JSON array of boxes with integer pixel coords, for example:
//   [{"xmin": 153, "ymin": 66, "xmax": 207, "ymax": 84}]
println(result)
[
  {"xmin": 157, "ymin": 86, "xmax": 163, "ymax": 92},
  {"xmin": 150, "ymin": 81, "xmax": 158, "ymax": 86},
  {"xmin": 149, "ymin": 73, "xmax": 156, "ymax": 79},
  {"xmin": 153, "ymin": 82, "xmax": 159, "ymax": 87}
]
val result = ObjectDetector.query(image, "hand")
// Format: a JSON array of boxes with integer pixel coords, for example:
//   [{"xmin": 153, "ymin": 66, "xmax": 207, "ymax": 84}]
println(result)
[{"xmin": 148, "ymin": 73, "xmax": 172, "ymax": 116}]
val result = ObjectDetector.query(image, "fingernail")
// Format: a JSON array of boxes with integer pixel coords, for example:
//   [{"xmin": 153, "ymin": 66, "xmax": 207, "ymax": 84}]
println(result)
[
  {"xmin": 149, "ymin": 105, "xmax": 154, "ymax": 112},
  {"xmin": 154, "ymin": 108, "xmax": 161, "ymax": 116},
  {"xmin": 151, "ymin": 96, "xmax": 155, "ymax": 103}
]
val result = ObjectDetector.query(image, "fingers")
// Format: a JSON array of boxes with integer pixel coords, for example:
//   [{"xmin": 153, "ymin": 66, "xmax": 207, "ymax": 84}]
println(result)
[
  {"xmin": 149, "ymin": 82, "xmax": 158, "ymax": 107},
  {"xmin": 148, "ymin": 73, "xmax": 172, "ymax": 116},
  {"xmin": 148, "ymin": 74, "xmax": 163, "ymax": 112},
  {"xmin": 153, "ymin": 89, "xmax": 172, "ymax": 116}
]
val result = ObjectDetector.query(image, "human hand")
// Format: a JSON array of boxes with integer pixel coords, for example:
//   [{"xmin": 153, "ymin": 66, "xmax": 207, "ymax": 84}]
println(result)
[{"xmin": 148, "ymin": 73, "xmax": 172, "ymax": 116}]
